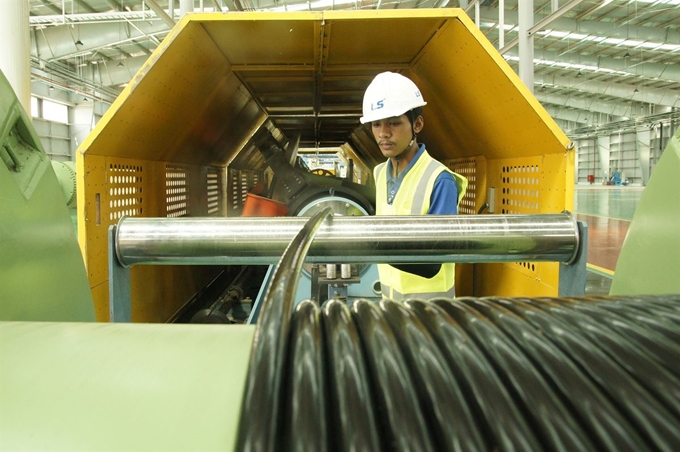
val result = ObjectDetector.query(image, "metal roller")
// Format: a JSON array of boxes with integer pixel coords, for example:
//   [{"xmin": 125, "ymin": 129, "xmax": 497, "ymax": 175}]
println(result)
[{"xmin": 114, "ymin": 213, "xmax": 580, "ymax": 267}]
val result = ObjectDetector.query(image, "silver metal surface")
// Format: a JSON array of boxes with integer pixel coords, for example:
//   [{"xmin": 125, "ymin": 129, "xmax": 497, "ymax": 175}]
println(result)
[{"xmin": 115, "ymin": 213, "xmax": 580, "ymax": 267}]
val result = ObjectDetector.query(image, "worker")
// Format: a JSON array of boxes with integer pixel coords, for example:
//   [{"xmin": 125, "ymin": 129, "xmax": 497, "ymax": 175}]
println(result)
[{"xmin": 360, "ymin": 71, "xmax": 468, "ymax": 300}]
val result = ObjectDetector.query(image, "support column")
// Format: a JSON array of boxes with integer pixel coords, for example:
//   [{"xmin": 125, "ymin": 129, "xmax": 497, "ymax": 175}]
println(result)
[
  {"xmin": 0, "ymin": 0, "xmax": 30, "ymax": 113},
  {"xmin": 518, "ymin": 0, "xmax": 534, "ymax": 92},
  {"xmin": 71, "ymin": 100, "xmax": 95, "ymax": 158},
  {"xmin": 180, "ymin": 0, "xmax": 193, "ymax": 17},
  {"xmin": 597, "ymin": 135, "xmax": 611, "ymax": 181},
  {"xmin": 636, "ymin": 129, "xmax": 651, "ymax": 186},
  {"xmin": 499, "ymin": 0, "xmax": 505, "ymax": 49}
]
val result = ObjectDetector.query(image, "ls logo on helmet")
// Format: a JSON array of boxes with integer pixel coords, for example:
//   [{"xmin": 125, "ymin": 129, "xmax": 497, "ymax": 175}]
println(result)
[{"xmin": 370, "ymin": 99, "xmax": 385, "ymax": 111}]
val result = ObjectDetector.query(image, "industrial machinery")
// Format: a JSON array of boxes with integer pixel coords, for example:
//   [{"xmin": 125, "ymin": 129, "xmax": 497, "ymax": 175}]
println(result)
[
  {"xmin": 0, "ymin": 69, "xmax": 94, "ymax": 322},
  {"xmin": 2, "ymin": 9, "xmax": 680, "ymax": 451},
  {"xmin": 75, "ymin": 9, "xmax": 579, "ymax": 323}
]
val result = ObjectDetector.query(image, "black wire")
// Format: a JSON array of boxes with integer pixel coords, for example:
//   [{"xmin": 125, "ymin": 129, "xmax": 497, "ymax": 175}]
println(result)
[
  {"xmin": 381, "ymin": 299, "xmax": 486, "ymax": 452},
  {"xmin": 554, "ymin": 297, "xmax": 680, "ymax": 418},
  {"xmin": 235, "ymin": 207, "xmax": 333, "ymax": 452},
  {"xmin": 407, "ymin": 298, "xmax": 543, "ymax": 451},
  {"xmin": 562, "ymin": 297, "xmax": 680, "ymax": 375},
  {"xmin": 597, "ymin": 295, "xmax": 680, "ymax": 343},
  {"xmin": 280, "ymin": 299, "xmax": 328, "ymax": 452},
  {"xmin": 434, "ymin": 298, "xmax": 597, "ymax": 452},
  {"xmin": 465, "ymin": 297, "xmax": 648, "ymax": 451},
  {"xmin": 507, "ymin": 297, "xmax": 680, "ymax": 451},
  {"xmin": 351, "ymin": 299, "xmax": 435, "ymax": 452},
  {"xmin": 322, "ymin": 299, "xmax": 381, "ymax": 452},
  {"xmin": 238, "ymin": 291, "xmax": 680, "ymax": 452}
]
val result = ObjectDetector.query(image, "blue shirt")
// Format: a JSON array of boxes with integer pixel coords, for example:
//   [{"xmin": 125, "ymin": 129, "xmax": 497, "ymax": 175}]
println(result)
[{"xmin": 385, "ymin": 144, "xmax": 459, "ymax": 214}]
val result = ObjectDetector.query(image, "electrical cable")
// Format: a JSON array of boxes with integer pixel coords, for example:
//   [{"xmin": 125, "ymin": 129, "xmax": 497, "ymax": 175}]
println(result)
[
  {"xmin": 351, "ymin": 299, "xmax": 435, "ymax": 452},
  {"xmin": 235, "ymin": 207, "xmax": 333, "ymax": 452},
  {"xmin": 503, "ymin": 297, "xmax": 680, "ymax": 451},
  {"xmin": 463, "ymin": 297, "xmax": 648, "ymax": 451},
  {"xmin": 434, "ymin": 298, "xmax": 597, "ymax": 452},
  {"xmin": 281, "ymin": 299, "xmax": 327, "ymax": 452},
  {"xmin": 407, "ymin": 298, "xmax": 542, "ymax": 451},
  {"xmin": 574, "ymin": 300, "xmax": 680, "ymax": 374},
  {"xmin": 322, "ymin": 299, "xmax": 382, "ymax": 452},
  {"xmin": 380, "ymin": 300, "xmax": 487, "ymax": 452},
  {"xmin": 235, "ymin": 221, "xmax": 680, "ymax": 451}
]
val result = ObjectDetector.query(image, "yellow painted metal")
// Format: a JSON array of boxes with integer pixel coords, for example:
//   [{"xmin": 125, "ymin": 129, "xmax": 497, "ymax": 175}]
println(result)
[
  {"xmin": 79, "ymin": 9, "xmax": 575, "ymax": 320},
  {"xmin": 447, "ymin": 155, "xmax": 488, "ymax": 216},
  {"xmin": 340, "ymin": 143, "xmax": 371, "ymax": 184}
]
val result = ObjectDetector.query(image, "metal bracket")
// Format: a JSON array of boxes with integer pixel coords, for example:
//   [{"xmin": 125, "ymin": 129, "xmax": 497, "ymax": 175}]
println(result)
[
  {"xmin": 108, "ymin": 225, "xmax": 131, "ymax": 322},
  {"xmin": 559, "ymin": 221, "xmax": 588, "ymax": 297}
]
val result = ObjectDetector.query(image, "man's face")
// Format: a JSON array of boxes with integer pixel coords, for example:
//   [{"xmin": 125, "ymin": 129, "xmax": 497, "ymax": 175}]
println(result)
[{"xmin": 370, "ymin": 114, "xmax": 421, "ymax": 159}]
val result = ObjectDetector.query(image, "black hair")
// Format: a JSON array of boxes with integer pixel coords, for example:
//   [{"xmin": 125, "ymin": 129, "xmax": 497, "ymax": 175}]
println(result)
[{"xmin": 405, "ymin": 107, "xmax": 423, "ymax": 126}]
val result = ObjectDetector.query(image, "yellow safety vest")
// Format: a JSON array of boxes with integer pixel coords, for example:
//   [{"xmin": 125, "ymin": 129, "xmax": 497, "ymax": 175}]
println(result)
[{"xmin": 374, "ymin": 150, "xmax": 467, "ymax": 300}]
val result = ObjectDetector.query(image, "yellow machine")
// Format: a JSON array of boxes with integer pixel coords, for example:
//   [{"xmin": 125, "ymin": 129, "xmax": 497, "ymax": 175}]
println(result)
[{"xmin": 77, "ymin": 10, "xmax": 574, "ymax": 322}]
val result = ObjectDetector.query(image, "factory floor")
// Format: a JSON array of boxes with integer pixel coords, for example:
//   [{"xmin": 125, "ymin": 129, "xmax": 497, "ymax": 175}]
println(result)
[{"xmin": 574, "ymin": 185, "xmax": 645, "ymax": 295}]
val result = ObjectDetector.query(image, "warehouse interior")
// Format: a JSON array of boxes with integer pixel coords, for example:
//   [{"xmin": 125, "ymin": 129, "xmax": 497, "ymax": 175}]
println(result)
[
  {"xmin": 1, "ymin": 2, "xmax": 679, "ymax": 450},
  {"xmin": 16, "ymin": 0, "xmax": 680, "ymax": 278}
]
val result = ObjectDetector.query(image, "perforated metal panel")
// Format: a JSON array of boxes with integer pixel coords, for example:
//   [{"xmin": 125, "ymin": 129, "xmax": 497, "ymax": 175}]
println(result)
[
  {"xmin": 447, "ymin": 155, "xmax": 487, "ymax": 215},
  {"xmin": 228, "ymin": 168, "xmax": 264, "ymax": 216},
  {"xmin": 499, "ymin": 164, "xmax": 541, "ymax": 215},
  {"xmin": 207, "ymin": 167, "xmax": 222, "ymax": 216},
  {"xmin": 108, "ymin": 163, "xmax": 144, "ymax": 221},
  {"xmin": 165, "ymin": 164, "xmax": 189, "ymax": 218}
]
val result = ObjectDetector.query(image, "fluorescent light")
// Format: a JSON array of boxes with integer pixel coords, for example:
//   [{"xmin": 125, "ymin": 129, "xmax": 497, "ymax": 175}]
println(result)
[{"xmin": 267, "ymin": 0, "xmax": 356, "ymax": 11}]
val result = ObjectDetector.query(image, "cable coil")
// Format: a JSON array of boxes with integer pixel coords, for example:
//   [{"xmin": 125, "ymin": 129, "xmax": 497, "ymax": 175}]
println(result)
[
  {"xmin": 238, "ymin": 293, "xmax": 680, "ymax": 451},
  {"xmin": 235, "ymin": 210, "xmax": 680, "ymax": 451}
]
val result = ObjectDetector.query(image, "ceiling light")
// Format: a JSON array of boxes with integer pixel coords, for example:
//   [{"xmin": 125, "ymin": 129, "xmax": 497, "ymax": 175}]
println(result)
[
  {"xmin": 623, "ymin": 51, "xmax": 631, "ymax": 58},
  {"xmin": 634, "ymin": 87, "xmax": 639, "ymax": 93},
  {"xmin": 75, "ymin": 40, "xmax": 83, "ymax": 46},
  {"xmin": 576, "ymin": 70, "xmax": 583, "ymax": 77},
  {"xmin": 117, "ymin": 61, "xmax": 124, "ymax": 67}
]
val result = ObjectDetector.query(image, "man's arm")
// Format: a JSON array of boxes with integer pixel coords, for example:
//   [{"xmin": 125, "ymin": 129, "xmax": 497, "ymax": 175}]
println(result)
[{"xmin": 428, "ymin": 171, "xmax": 459, "ymax": 215}]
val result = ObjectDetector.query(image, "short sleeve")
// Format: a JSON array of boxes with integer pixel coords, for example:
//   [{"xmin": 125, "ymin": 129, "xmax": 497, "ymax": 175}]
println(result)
[{"xmin": 428, "ymin": 171, "xmax": 459, "ymax": 215}]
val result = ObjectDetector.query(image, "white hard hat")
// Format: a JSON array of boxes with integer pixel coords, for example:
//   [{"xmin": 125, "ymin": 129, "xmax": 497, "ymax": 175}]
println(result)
[{"xmin": 359, "ymin": 72, "xmax": 427, "ymax": 124}]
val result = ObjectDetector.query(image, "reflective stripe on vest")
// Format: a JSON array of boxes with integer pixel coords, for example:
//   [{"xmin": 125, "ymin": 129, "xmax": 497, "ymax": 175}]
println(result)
[{"xmin": 374, "ymin": 150, "xmax": 467, "ymax": 300}]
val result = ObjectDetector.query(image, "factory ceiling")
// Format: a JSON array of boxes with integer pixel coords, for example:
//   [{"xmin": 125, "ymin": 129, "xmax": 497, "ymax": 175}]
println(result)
[{"xmin": 28, "ymin": 0, "xmax": 679, "ymax": 136}]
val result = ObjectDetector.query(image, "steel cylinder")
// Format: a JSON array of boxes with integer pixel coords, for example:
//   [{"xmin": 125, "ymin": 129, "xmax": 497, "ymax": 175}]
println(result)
[{"xmin": 115, "ymin": 213, "xmax": 579, "ymax": 267}]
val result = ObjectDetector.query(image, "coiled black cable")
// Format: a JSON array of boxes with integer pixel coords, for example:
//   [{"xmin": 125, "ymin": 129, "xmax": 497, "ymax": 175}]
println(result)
[{"xmin": 237, "ymin": 294, "xmax": 680, "ymax": 452}]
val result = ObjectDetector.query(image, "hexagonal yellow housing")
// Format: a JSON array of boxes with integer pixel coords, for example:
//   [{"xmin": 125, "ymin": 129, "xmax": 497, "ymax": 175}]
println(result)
[{"xmin": 78, "ymin": 9, "xmax": 574, "ymax": 322}]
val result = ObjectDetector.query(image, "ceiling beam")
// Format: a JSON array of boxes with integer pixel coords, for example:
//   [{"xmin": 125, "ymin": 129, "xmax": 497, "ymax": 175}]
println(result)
[
  {"xmin": 543, "ymin": 105, "xmax": 590, "ymax": 124},
  {"xmin": 533, "ymin": 74, "xmax": 679, "ymax": 109},
  {"xmin": 32, "ymin": 20, "xmax": 169, "ymax": 61},
  {"xmin": 37, "ymin": 0, "xmax": 62, "ymax": 15},
  {"xmin": 499, "ymin": 0, "xmax": 589, "ymax": 53},
  {"xmin": 73, "ymin": 0, "xmax": 97, "ymax": 13},
  {"xmin": 481, "ymin": 7, "xmax": 680, "ymax": 46},
  {"xmin": 503, "ymin": 47, "xmax": 680, "ymax": 84},
  {"xmin": 536, "ymin": 91, "xmax": 634, "ymax": 118},
  {"xmin": 103, "ymin": 0, "xmax": 124, "ymax": 10},
  {"xmin": 144, "ymin": 0, "xmax": 176, "ymax": 28}
]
